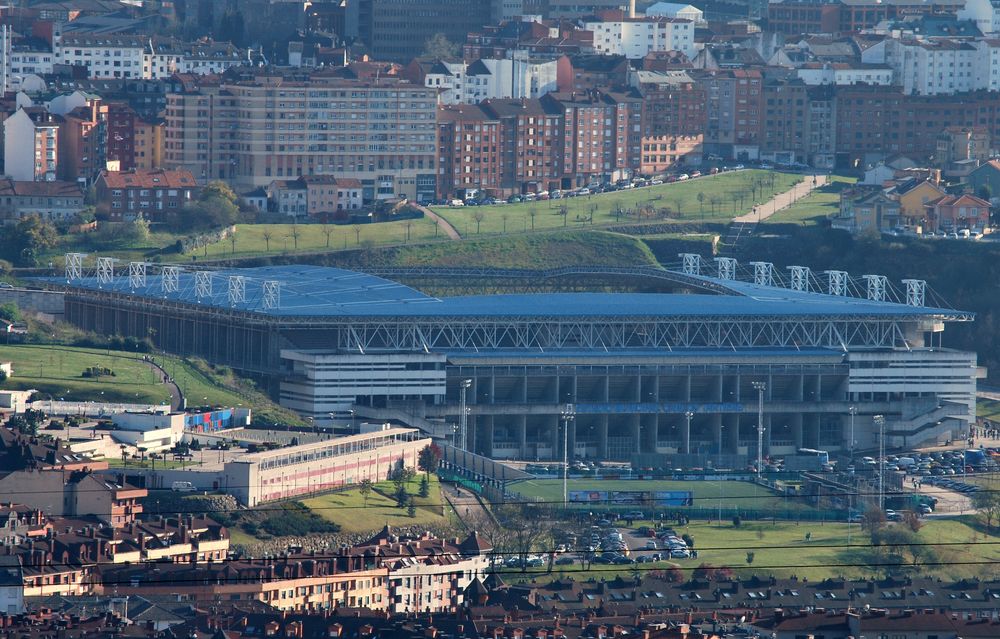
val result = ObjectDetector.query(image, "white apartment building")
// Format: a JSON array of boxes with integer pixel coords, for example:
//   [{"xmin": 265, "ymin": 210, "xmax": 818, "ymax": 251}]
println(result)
[
  {"xmin": 796, "ymin": 64, "xmax": 894, "ymax": 86},
  {"xmin": 584, "ymin": 16, "xmax": 695, "ymax": 59},
  {"xmin": 56, "ymin": 35, "xmax": 245, "ymax": 80},
  {"xmin": 462, "ymin": 56, "xmax": 559, "ymax": 104},
  {"xmin": 958, "ymin": 0, "xmax": 1000, "ymax": 35},
  {"xmin": 423, "ymin": 60, "xmax": 466, "ymax": 104},
  {"xmin": 3, "ymin": 108, "xmax": 59, "ymax": 182},
  {"xmin": 883, "ymin": 38, "xmax": 978, "ymax": 95},
  {"xmin": 645, "ymin": 2, "xmax": 705, "ymax": 23}
]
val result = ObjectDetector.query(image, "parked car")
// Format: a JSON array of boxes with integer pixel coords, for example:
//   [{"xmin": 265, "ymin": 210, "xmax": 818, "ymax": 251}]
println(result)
[{"xmin": 669, "ymin": 548, "xmax": 691, "ymax": 559}]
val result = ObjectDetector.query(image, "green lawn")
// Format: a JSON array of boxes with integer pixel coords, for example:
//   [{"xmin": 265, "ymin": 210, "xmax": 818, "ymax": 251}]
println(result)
[
  {"xmin": 978, "ymin": 398, "xmax": 1000, "ymax": 420},
  {"xmin": 764, "ymin": 175, "xmax": 856, "ymax": 226},
  {"xmin": 390, "ymin": 230, "xmax": 659, "ymax": 269},
  {"xmin": 433, "ymin": 171, "xmax": 800, "ymax": 235},
  {"xmin": 302, "ymin": 475, "xmax": 449, "ymax": 534},
  {"xmin": 0, "ymin": 344, "xmax": 173, "ymax": 404},
  {"xmin": 503, "ymin": 517, "xmax": 997, "ymax": 582},
  {"xmin": 106, "ymin": 458, "xmax": 188, "ymax": 469}
]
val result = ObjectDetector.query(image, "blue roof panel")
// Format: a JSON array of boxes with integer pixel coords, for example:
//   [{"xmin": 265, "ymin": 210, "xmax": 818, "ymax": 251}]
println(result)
[{"xmin": 46, "ymin": 265, "xmax": 965, "ymax": 320}]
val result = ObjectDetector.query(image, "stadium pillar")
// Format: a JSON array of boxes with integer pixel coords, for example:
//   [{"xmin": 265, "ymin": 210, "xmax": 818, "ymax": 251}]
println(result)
[{"xmin": 598, "ymin": 416, "xmax": 609, "ymax": 458}]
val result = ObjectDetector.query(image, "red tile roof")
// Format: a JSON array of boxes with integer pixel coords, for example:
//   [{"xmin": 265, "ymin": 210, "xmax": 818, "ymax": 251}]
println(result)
[{"xmin": 99, "ymin": 169, "xmax": 197, "ymax": 190}]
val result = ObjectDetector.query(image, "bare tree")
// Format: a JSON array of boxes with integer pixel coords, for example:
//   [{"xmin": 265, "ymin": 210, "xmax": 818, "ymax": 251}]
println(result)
[
  {"xmin": 229, "ymin": 229, "xmax": 237, "ymax": 254},
  {"xmin": 496, "ymin": 505, "xmax": 551, "ymax": 572},
  {"xmin": 290, "ymin": 225, "xmax": 301, "ymax": 250},
  {"xmin": 262, "ymin": 229, "xmax": 273, "ymax": 252},
  {"xmin": 322, "ymin": 224, "xmax": 334, "ymax": 248},
  {"xmin": 473, "ymin": 210, "xmax": 485, "ymax": 234},
  {"xmin": 559, "ymin": 205, "xmax": 569, "ymax": 227},
  {"xmin": 405, "ymin": 220, "xmax": 412, "ymax": 242},
  {"xmin": 354, "ymin": 226, "xmax": 361, "ymax": 245},
  {"xmin": 529, "ymin": 207, "xmax": 538, "ymax": 230},
  {"xmin": 501, "ymin": 213, "xmax": 509, "ymax": 234}
]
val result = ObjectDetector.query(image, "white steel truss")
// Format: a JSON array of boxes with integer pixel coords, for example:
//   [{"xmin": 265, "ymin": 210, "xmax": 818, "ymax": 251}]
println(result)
[
  {"xmin": 750, "ymin": 262, "xmax": 774, "ymax": 287},
  {"xmin": 787, "ymin": 266, "xmax": 810, "ymax": 292},
  {"xmin": 128, "ymin": 262, "xmax": 146, "ymax": 290},
  {"xmin": 679, "ymin": 253, "xmax": 701, "ymax": 276},
  {"xmin": 863, "ymin": 275, "xmax": 887, "ymax": 302},
  {"xmin": 194, "ymin": 272, "xmax": 213, "ymax": 299},
  {"xmin": 96, "ymin": 257, "xmax": 114, "ymax": 285},
  {"xmin": 714, "ymin": 257, "xmax": 737, "ymax": 280},
  {"xmin": 903, "ymin": 279, "xmax": 926, "ymax": 307},
  {"xmin": 65, "ymin": 253, "xmax": 84, "ymax": 281},
  {"xmin": 826, "ymin": 270, "xmax": 848, "ymax": 296},
  {"xmin": 161, "ymin": 266, "xmax": 180, "ymax": 293},
  {"xmin": 262, "ymin": 280, "xmax": 281, "ymax": 310},
  {"xmin": 228, "ymin": 276, "xmax": 246, "ymax": 306}
]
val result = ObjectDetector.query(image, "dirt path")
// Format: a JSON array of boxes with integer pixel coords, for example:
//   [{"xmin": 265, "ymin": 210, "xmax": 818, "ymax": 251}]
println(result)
[
  {"xmin": 415, "ymin": 204, "xmax": 462, "ymax": 240},
  {"xmin": 732, "ymin": 174, "xmax": 828, "ymax": 223}
]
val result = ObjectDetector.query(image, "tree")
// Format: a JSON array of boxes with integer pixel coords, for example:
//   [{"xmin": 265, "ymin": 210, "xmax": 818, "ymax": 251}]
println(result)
[
  {"xmin": 709, "ymin": 194, "xmax": 723, "ymax": 216},
  {"xmin": 1, "ymin": 214, "xmax": 58, "ymax": 266},
  {"xmin": 407, "ymin": 500, "xmax": 417, "ymax": 518},
  {"xmin": 290, "ymin": 225, "xmax": 301, "ymax": 250},
  {"xmin": 418, "ymin": 475, "xmax": 430, "ymax": 498},
  {"xmin": 262, "ymin": 230, "xmax": 273, "ymax": 252},
  {"xmin": 201, "ymin": 181, "xmax": 238, "ymax": 205},
  {"xmin": 973, "ymin": 491, "xmax": 1000, "ymax": 530},
  {"xmin": 0, "ymin": 303, "xmax": 20, "ymax": 324},
  {"xmin": 501, "ymin": 213, "xmax": 509, "ymax": 234},
  {"xmin": 473, "ymin": 210, "xmax": 485, "ymax": 234},
  {"xmin": 130, "ymin": 216, "xmax": 151, "ymax": 243},
  {"xmin": 229, "ymin": 228, "xmax": 238, "ymax": 254},
  {"xmin": 559, "ymin": 205, "xmax": 569, "ymax": 227},
  {"xmin": 529, "ymin": 207, "xmax": 537, "ymax": 230},
  {"xmin": 902, "ymin": 510, "xmax": 923, "ymax": 533},
  {"xmin": 862, "ymin": 507, "xmax": 887, "ymax": 538},
  {"xmin": 496, "ymin": 504, "xmax": 550, "ymax": 572},
  {"xmin": 696, "ymin": 192, "xmax": 705, "ymax": 218},
  {"xmin": 745, "ymin": 551, "xmax": 755, "ymax": 565},
  {"xmin": 359, "ymin": 479, "xmax": 373, "ymax": 508},
  {"xmin": 322, "ymin": 224, "xmax": 334, "ymax": 248},
  {"xmin": 423, "ymin": 33, "xmax": 460, "ymax": 59},
  {"xmin": 417, "ymin": 443, "xmax": 442, "ymax": 475}
]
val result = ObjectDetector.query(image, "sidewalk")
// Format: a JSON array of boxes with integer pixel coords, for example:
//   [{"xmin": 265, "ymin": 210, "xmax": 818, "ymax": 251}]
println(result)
[{"xmin": 732, "ymin": 175, "xmax": 828, "ymax": 223}]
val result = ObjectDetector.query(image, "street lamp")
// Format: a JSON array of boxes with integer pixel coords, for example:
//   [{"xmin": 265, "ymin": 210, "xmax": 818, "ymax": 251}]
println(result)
[
  {"xmin": 752, "ymin": 381, "xmax": 766, "ymax": 479},
  {"xmin": 684, "ymin": 411, "xmax": 694, "ymax": 455},
  {"xmin": 561, "ymin": 404, "xmax": 575, "ymax": 508},
  {"xmin": 459, "ymin": 379, "xmax": 472, "ymax": 451},
  {"xmin": 874, "ymin": 414, "xmax": 886, "ymax": 511},
  {"xmin": 848, "ymin": 406, "xmax": 857, "ymax": 460}
]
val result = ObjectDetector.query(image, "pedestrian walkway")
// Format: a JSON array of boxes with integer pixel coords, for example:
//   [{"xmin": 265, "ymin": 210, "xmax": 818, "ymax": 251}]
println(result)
[
  {"xmin": 732, "ymin": 174, "xmax": 828, "ymax": 223},
  {"xmin": 414, "ymin": 204, "xmax": 462, "ymax": 240}
]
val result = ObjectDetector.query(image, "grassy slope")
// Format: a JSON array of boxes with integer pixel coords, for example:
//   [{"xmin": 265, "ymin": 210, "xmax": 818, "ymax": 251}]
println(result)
[
  {"xmin": 389, "ymin": 230, "xmax": 659, "ymax": 269},
  {"xmin": 301, "ymin": 476, "xmax": 448, "ymax": 534},
  {"xmin": 432, "ymin": 171, "xmax": 801, "ymax": 234},
  {"xmin": 763, "ymin": 175, "xmax": 856, "ymax": 226}
]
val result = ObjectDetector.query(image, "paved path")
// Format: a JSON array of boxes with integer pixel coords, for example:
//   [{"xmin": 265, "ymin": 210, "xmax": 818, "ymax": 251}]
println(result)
[
  {"xmin": 444, "ymin": 483, "xmax": 496, "ymax": 533},
  {"xmin": 415, "ymin": 204, "xmax": 462, "ymax": 240},
  {"xmin": 732, "ymin": 174, "xmax": 828, "ymax": 223},
  {"xmin": 142, "ymin": 357, "xmax": 183, "ymax": 411}
]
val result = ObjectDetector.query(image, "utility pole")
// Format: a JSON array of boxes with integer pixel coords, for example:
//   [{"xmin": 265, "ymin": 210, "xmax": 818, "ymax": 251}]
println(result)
[
  {"xmin": 874, "ymin": 414, "xmax": 886, "ymax": 511},
  {"xmin": 752, "ymin": 381, "xmax": 766, "ymax": 479},
  {"xmin": 459, "ymin": 379, "xmax": 472, "ymax": 451},
  {"xmin": 561, "ymin": 404, "xmax": 575, "ymax": 508},
  {"xmin": 684, "ymin": 411, "xmax": 694, "ymax": 455},
  {"xmin": 848, "ymin": 405, "xmax": 857, "ymax": 460}
]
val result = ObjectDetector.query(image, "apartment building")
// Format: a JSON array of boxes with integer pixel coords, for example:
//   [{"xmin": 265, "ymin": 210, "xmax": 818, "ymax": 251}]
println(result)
[
  {"xmin": 58, "ymin": 98, "xmax": 108, "ymax": 184},
  {"xmin": 482, "ymin": 97, "xmax": 565, "ymax": 194},
  {"xmin": 701, "ymin": 69, "xmax": 764, "ymax": 160},
  {"xmin": 884, "ymin": 39, "xmax": 979, "ymax": 96},
  {"xmin": 164, "ymin": 75, "xmax": 439, "ymax": 201},
  {"xmin": 357, "ymin": 0, "xmax": 492, "ymax": 62},
  {"xmin": 56, "ymin": 36, "xmax": 245, "ymax": 80},
  {"xmin": 462, "ymin": 57, "xmax": 559, "ymax": 104},
  {"xmin": 585, "ymin": 14, "xmax": 695, "ymax": 59},
  {"xmin": 3, "ymin": 107, "xmax": 60, "ymax": 182},
  {"xmin": 437, "ymin": 104, "xmax": 503, "ymax": 198},
  {"xmin": 94, "ymin": 168, "xmax": 200, "ymax": 221}
]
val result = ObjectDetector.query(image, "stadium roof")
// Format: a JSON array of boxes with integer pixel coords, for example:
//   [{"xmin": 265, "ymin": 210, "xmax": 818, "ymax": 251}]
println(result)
[{"xmin": 49, "ymin": 264, "xmax": 967, "ymax": 320}]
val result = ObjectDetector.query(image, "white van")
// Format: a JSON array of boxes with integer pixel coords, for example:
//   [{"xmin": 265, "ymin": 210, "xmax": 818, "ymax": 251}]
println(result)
[
  {"xmin": 171, "ymin": 481, "xmax": 196, "ymax": 492},
  {"xmin": 896, "ymin": 457, "xmax": 916, "ymax": 469}
]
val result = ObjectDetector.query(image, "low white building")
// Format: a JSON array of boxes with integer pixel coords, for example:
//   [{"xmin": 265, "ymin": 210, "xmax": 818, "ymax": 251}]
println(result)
[
  {"xmin": 584, "ymin": 16, "xmax": 695, "ymax": 59},
  {"xmin": 462, "ymin": 56, "xmax": 559, "ymax": 104},
  {"xmin": 796, "ymin": 63, "xmax": 894, "ymax": 86},
  {"xmin": 56, "ymin": 35, "xmax": 245, "ymax": 80},
  {"xmin": 645, "ymin": 2, "xmax": 704, "ymax": 23},
  {"xmin": 958, "ymin": 0, "xmax": 1000, "ymax": 35},
  {"xmin": 423, "ymin": 60, "xmax": 466, "ymax": 105}
]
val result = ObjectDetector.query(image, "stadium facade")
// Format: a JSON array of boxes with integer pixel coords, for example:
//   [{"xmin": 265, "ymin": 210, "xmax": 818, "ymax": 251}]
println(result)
[{"xmin": 50, "ymin": 259, "xmax": 981, "ymax": 463}]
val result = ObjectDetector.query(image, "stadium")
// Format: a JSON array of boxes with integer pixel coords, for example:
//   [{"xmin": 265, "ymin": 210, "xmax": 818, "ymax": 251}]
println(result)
[{"xmin": 48, "ymin": 255, "xmax": 981, "ymax": 464}]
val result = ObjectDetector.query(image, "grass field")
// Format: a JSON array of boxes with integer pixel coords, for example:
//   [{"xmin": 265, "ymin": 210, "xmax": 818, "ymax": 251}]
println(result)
[
  {"xmin": 978, "ymin": 398, "xmax": 1000, "ymax": 420},
  {"xmin": 503, "ymin": 516, "xmax": 998, "ymax": 582},
  {"xmin": 0, "ymin": 344, "xmax": 302, "ymax": 423},
  {"xmin": 764, "ymin": 175, "xmax": 856, "ymax": 226},
  {"xmin": 432, "ymin": 171, "xmax": 801, "ymax": 235},
  {"xmin": 302, "ymin": 475, "xmax": 450, "ymax": 534},
  {"xmin": 389, "ymin": 230, "xmax": 659, "ymax": 269},
  {"xmin": 0, "ymin": 344, "xmax": 174, "ymax": 404}
]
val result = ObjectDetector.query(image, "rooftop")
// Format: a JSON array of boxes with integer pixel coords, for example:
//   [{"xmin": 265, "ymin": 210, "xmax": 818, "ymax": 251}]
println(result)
[{"xmin": 48, "ymin": 265, "xmax": 967, "ymax": 322}]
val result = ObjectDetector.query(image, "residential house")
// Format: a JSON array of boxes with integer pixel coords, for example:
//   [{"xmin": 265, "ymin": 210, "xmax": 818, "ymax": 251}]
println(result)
[
  {"xmin": 935, "ymin": 126, "xmax": 991, "ymax": 178},
  {"xmin": 835, "ymin": 186, "xmax": 901, "ymax": 233},
  {"xmin": 0, "ymin": 179, "xmax": 85, "ymax": 221},
  {"xmin": 966, "ymin": 158, "xmax": 1000, "ymax": 202},
  {"xmin": 893, "ymin": 177, "xmax": 947, "ymax": 228},
  {"xmin": 268, "ymin": 179, "xmax": 308, "ymax": 218},
  {"xmin": 927, "ymin": 193, "xmax": 991, "ymax": 231},
  {"xmin": 300, "ymin": 175, "xmax": 364, "ymax": 218},
  {"xmin": 94, "ymin": 168, "xmax": 199, "ymax": 222}
]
